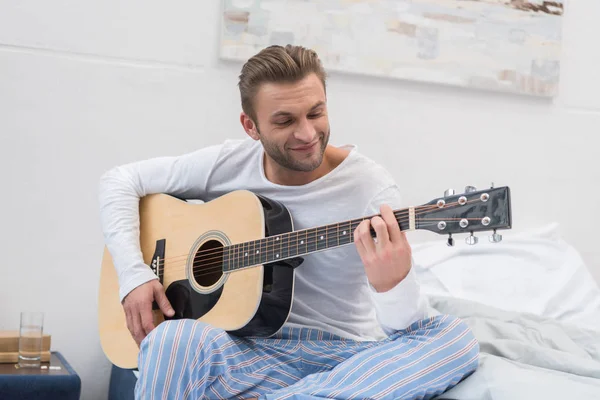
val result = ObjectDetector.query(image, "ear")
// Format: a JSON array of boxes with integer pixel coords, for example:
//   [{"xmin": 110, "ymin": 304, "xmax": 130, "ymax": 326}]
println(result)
[{"xmin": 240, "ymin": 112, "xmax": 260, "ymax": 140}]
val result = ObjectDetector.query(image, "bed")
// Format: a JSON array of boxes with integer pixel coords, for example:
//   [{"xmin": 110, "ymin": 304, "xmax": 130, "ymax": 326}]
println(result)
[
  {"xmin": 109, "ymin": 223, "xmax": 600, "ymax": 399},
  {"xmin": 414, "ymin": 222, "xmax": 600, "ymax": 399}
]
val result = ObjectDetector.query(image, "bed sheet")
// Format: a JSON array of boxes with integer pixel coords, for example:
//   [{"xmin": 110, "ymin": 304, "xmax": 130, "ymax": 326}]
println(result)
[
  {"xmin": 429, "ymin": 295, "xmax": 600, "ymax": 400},
  {"xmin": 412, "ymin": 223, "xmax": 600, "ymax": 331}
]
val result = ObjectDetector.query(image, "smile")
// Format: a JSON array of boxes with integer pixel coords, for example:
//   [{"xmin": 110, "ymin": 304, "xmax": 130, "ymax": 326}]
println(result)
[{"xmin": 290, "ymin": 141, "xmax": 318, "ymax": 152}]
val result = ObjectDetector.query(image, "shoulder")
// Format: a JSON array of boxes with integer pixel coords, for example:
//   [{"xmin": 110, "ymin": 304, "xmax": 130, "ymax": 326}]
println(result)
[
  {"xmin": 345, "ymin": 146, "xmax": 404, "ymax": 210},
  {"xmin": 324, "ymin": 144, "xmax": 401, "ymax": 207},
  {"xmin": 340, "ymin": 145, "xmax": 397, "ymax": 188},
  {"xmin": 212, "ymin": 137, "xmax": 261, "ymax": 164}
]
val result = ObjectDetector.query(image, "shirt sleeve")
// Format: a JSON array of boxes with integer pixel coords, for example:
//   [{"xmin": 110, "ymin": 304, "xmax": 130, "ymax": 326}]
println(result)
[
  {"xmin": 362, "ymin": 184, "xmax": 428, "ymax": 335},
  {"xmin": 98, "ymin": 144, "xmax": 223, "ymax": 302}
]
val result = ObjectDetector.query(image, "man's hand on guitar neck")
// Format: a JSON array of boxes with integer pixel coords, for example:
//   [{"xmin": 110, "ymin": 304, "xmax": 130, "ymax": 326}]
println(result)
[
  {"xmin": 354, "ymin": 204, "xmax": 412, "ymax": 293},
  {"xmin": 122, "ymin": 280, "xmax": 175, "ymax": 346}
]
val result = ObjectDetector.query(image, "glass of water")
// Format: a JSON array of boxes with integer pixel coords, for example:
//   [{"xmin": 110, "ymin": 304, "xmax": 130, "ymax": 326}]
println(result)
[{"xmin": 18, "ymin": 312, "xmax": 44, "ymax": 368}]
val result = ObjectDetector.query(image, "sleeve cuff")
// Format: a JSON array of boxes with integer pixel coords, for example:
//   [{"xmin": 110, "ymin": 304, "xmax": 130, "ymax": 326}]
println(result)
[
  {"xmin": 118, "ymin": 264, "xmax": 159, "ymax": 302},
  {"xmin": 369, "ymin": 266, "xmax": 427, "ymax": 332}
]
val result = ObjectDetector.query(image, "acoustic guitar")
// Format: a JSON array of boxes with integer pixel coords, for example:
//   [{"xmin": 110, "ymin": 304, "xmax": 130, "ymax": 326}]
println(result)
[{"xmin": 98, "ymin": 185, "xmax": 512, "ymax": 369}]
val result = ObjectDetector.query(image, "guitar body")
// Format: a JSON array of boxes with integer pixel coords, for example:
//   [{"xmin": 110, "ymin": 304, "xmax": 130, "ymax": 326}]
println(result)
[{"xmin": 98, "ymin": 190, "xmax": 298, "ymax": 369}]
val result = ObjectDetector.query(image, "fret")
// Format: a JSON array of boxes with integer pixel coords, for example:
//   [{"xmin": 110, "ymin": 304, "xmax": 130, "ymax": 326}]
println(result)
[
  {"xmin": 223, "ymin": 246, "xmax": 230, "ymax": 272},
  {"xmin": 267, "ymin": 236, "xmax": 274, "ymax": 263},
  {"xmin": 228, "ymin": 244, "xmax": 233, "ymax": 271},
  {"xmin": 351, "ymin": 219, "xmax": 362, "ymax": 238},
  {"xmin": 399, "ymin": 214, "xmax": 409, "ymax": 231},
  {"xmin": 255, "ymin": 239, "xmax": 260, "ymax": 265},
  {"xmin": 316, "ymin": 226, "xmax": 327, "ymax": 251},
  {"xmin": 298, "ymin": 230, "xmax": 308, "ymax": 255},
  {"xmin": 339, "ymin": 220, "xmax": 353, "ymax": 245},
  {"xmin": 306, "ymin": 228, "xmax": 317, "ymax": 253},
  {"xmin": 247, "ymin": 241, "xmax": 252, "ymax": 267},
  {"xmin": 233, "ymin": 243, "xmax": 238, "ymax": 270},
  {"xmin": 252, "ymin": 240, "xmax": 262, "ymax": 265},
  {"xmin": 257, "ymin": 238, "xmax": 264, "ymax": 264},
  {"xmin": 263, "ymin": 237, "xmax": 270, "ymax": 264},
  {"xmin": 231, "ymin": 244, "xmax": 236, "ymax": 271},
  {"xmin": 326, "ymin": 224, "xmax": 338, "ymax": 248},
  {"xmin": 289, "ymin": 232, "xmax": 296, "ymax": 257},
  {"xmin": 250, "ymin": 240, "xmax": 256, "ymax": 267},
  {"xmin": 281, "ymin": 232, "xmax": 290, "ymax": 259},
  {"xmin": 274, "ymin": 235, "xmax": 282, "ymax": 261},
  {"xmin": 242, "ymin": 241, "xmax": 248, "ymax": 269}
]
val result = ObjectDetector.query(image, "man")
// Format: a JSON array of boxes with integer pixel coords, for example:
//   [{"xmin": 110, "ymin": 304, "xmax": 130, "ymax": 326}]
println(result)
[{"xmin": 99, "ymin": 44, "xmax": 478, "ymax": 399}]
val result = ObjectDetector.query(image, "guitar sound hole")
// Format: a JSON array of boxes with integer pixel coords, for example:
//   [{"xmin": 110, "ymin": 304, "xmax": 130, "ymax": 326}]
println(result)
[{"xmin": 193, "ymin": 240, "xmax": 223, "ymax": 288}]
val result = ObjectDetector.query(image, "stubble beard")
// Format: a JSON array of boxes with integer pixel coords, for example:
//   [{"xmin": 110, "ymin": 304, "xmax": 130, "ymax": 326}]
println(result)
[{"xmin": 259, "ymin": 129, "xmax": 330, "ymax": 173}]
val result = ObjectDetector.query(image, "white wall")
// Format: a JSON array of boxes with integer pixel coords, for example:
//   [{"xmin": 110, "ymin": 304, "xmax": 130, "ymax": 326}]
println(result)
[{"xmin": 0, "ymin": 1, "xmax": 598, "ymax": 399}]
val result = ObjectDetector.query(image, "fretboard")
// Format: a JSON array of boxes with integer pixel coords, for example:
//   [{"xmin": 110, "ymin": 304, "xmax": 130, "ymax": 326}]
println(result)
[{"xmin": 222, "ymin": 209, "xmax": 412, "ymax": 272}]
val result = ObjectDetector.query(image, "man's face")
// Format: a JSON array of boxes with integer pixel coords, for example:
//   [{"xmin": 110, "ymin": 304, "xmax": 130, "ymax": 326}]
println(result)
[{"xmin": 247, "ymin": 73, "xmax": 330, "ymax": 173}]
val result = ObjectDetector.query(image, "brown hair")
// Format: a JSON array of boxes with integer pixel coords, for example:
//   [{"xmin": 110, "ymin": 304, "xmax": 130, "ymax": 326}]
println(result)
[{"xmin": 238, "ymin": 44, "xmax": 327, "ymax": 123}]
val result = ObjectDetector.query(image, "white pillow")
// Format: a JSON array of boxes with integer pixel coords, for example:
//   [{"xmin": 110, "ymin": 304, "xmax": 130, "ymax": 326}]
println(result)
[{"xmin": 412, "ymin": 223, "xmax": 600, "ymax": 330}]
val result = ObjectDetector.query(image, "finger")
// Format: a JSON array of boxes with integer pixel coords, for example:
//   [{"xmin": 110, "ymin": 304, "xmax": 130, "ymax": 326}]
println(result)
[
  {"xmin": 371, "ymin": 216, "xmax": 389, "ymax": 247},
  {"xmin": 381, "ymin": 204, "xmax": 403, "ymax": 243},
  {"xmin": 357, "ymin": 220, "xmax": 376, "ymax": 254},
  {"xmin": 140, "ymin": 304, "xmax": 156, "ymax": 336},
  {"xmin": 354, "ymin": 226, "xmax": 366, "ymax": 255},
  {"xmin": 154, "ymin": 284, "xmax": 175, "ymax": 317},
  {"xmin": 125, "ymin": 307, "xmax": 134, "ymax": 338},
  {"xmin": 131, "ymin": 309, "xmax": 145, "ymax": 346}
]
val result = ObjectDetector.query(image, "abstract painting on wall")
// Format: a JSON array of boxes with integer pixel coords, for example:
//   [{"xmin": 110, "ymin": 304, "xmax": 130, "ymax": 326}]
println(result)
[{"xmin": 219, "ymin": 0, "xmax": 564, "ymax": 97}]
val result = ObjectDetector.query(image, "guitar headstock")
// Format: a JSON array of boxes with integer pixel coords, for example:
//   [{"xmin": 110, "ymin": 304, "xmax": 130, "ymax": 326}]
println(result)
[{"xmin": 416, "ymin": 184, "xmax": 512, "ymax": 246}]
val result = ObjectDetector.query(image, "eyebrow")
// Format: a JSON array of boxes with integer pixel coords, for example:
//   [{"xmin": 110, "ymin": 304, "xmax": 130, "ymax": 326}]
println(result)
[{"xmin": 270, "ymin": 101, "xmax": 325, "ymax": 119}]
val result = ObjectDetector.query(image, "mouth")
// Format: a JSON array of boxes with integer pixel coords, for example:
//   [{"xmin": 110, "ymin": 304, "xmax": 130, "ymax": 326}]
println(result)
[{"xmin": 290, "ymin": 140, "xmax": 319, "ymax": 152}]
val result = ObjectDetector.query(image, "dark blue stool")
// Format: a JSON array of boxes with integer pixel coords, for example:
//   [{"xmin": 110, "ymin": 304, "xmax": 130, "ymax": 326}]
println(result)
[
  {"xmin": 0, "ymin": 352, "xmax": 81, "ymax": 400},
  {"xmin": 108, "ymin": 365, "xmax": 137, "ymax": 400}
]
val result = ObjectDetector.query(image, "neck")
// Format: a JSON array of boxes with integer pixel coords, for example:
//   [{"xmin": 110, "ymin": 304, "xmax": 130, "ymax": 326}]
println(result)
[{"xmin": 223, "ymin": 206, "xmax": 415, "ymax": 272}]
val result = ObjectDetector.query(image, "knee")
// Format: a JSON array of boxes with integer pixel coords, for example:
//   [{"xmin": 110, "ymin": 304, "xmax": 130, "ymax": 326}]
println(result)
[
  {"xmin": 436, "ymin": 315, "xmax": 480, "ymax": 371},
  {"xmin": 409, "ymin": 315, "xmax": 479, "ymax": 369},
  {"xmin": 140, "ymin": 319, "xmax": 223, "ymax": 357}
]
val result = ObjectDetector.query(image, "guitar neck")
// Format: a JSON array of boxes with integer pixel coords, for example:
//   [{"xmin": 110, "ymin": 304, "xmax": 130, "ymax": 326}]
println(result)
[
  {"xmin": 223, "ymin": 185, "xmax": 512, "ymax": 272},
  {"xmin": 223, "ymin": 207, "xmax": 415, "ymax": 272}
]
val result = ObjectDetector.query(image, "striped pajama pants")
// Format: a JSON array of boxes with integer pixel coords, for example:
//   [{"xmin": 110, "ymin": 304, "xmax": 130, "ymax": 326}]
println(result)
[{"xmin": 135, "ymin": 314, "xmax": 479, "ymax": 399}]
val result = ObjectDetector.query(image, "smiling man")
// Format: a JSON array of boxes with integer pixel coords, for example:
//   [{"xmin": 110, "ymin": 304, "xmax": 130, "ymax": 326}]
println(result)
[{"xmin": 98, "ymin": 44, "xmax": 479, "ymax": 400}]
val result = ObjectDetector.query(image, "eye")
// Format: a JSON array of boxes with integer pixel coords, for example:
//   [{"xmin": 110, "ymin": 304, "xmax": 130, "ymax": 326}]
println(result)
[
  {"xmin": 275, "ymin": 119, "xmax": 292, "ymax": 126},
  {"xmin": 308, "ymin": 112, "xmax": 322, "ymax": 119}
]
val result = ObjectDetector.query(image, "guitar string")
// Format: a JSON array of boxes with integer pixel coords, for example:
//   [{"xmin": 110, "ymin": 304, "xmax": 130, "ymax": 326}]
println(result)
[
  {"xmin": 168, "ymin": 220, "xmax": 475, "ymax": 281},
  {"xmin": 152, "ymin": 202, "xmax": 438, "ymax": 265},
  {"xmin": 152, "ymin": 196, "xmax": 480, "ymax": 267},
  {"xmin": 157, "ymin": 199, "xmax": 487, "ymax": 277},
  {"xmin": 163, "ymin": 198, "xmax": 475, "ymax": 273},
  {"xmin": 163, "ymin": 198, "xmax": 485, "ymax": 276},
  {"xmin": 180, "ymin": 217, "xmax": 486, "ymax": 274}
]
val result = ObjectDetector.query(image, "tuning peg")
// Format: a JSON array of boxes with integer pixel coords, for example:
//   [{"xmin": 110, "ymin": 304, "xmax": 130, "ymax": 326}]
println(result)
[
  {"xmin": 465, "ymin": 186, "xmax": 477, "ymax": 193},
  {"xmin": 489, "ymin": 229, "xmax": 502, "ymax": 243},
  {"xmin": 465, "ymin": 232, "xmax": 478, "ymax": 245},
  {"xmin": 444, "ymin": 188, "xmax": 455, "ymax": 197},
  {"xmin": 447, "ymin": 234, "xmax": 454, "ymax": 247}
]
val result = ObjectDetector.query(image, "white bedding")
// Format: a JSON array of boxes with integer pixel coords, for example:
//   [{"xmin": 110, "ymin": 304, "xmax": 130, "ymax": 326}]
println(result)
[
  {"xmin": 412, "ymin": 223, "xmax": 600, "ymax": 331},
  {"xmin": 428, "ymin": 295, "xmax": 600, "ymax": 399}
]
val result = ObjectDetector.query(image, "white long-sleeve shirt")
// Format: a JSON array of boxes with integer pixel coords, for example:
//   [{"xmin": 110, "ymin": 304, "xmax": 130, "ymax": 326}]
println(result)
[{"xmin": 98, "ymin": 137, "xmax": 427, "ymax": 341}]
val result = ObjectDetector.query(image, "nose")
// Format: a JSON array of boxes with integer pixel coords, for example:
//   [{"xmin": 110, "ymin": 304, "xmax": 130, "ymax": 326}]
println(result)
[{"xmin": 294, "ymin": 117, "xmax": 317, "ymax": 143}]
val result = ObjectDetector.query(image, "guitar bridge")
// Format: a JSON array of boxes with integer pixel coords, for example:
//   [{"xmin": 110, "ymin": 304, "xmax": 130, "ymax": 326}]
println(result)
[
  {"xmin": 150, "ymin": 239, "xmax": 166, "ymax": 311},
  {"xmin": 150, "ymin": 239, "xmax": 166, "ymax": 282}
]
